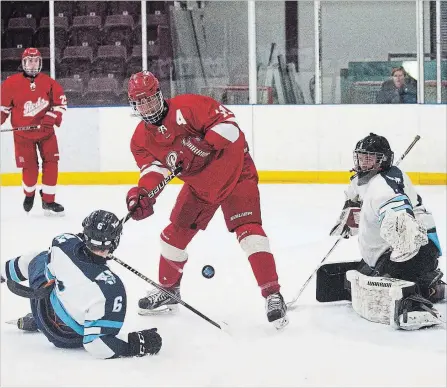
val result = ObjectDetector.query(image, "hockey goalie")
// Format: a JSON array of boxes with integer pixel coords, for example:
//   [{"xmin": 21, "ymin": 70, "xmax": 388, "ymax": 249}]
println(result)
[{"xmin": 319, "ymin": 133, "xmax": 445, "ymax": 330}]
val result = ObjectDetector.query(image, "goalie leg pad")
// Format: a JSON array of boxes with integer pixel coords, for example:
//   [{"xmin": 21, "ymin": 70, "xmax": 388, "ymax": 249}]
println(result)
[
  {"xmin": 346, "ymin": 270, "xmax": 443, "ymax": 330},
  {"xmin": 316, "ymin": 261, "xmax": 360, "ymax": 302}
]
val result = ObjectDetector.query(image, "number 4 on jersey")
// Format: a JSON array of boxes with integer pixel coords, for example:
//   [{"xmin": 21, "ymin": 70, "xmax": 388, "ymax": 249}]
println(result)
[{"xmin": 176, "ymin": 109, "xmax": 187, "ymax": 125}]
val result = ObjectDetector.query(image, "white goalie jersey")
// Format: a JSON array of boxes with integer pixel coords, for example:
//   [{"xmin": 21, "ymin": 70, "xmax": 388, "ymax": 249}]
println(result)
[{"xmin": 345, "ymin": 166, "xmax": 441, "ymax": 268}]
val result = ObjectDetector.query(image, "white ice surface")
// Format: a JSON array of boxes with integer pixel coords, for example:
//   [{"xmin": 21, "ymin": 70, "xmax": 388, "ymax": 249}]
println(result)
[{"xmin": 1, "ymin": 184, "xmax": 446, "ymax": 387}]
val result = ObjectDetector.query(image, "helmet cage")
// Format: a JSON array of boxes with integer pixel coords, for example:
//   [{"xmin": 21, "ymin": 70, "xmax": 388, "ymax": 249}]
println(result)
[
  {"xmin": 22, "ymin": 55, "xmax": 42, "ymax": 77},
  {"xmin": 129, "ymin": 89, "xmax": 164, "ymax": 124},
  {"xmin": 353, "ymin": 150, "xmax": 387, "ymax": 173}
]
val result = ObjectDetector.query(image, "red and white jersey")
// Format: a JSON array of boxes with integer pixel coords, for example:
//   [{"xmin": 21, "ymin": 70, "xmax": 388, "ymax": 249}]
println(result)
[
  {"xmin": 1, "ymin": 72, "xmax": 67, "ymax": 139},
  {"xmin": 131, "ymin": 94, "xmax": 247, "ymax": 204}
]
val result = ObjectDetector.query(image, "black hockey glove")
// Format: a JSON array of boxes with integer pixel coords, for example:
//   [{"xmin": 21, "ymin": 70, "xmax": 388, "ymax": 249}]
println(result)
[{"xmin": 128, "ymin": 328, "xmax": 162, "ymax": 357}]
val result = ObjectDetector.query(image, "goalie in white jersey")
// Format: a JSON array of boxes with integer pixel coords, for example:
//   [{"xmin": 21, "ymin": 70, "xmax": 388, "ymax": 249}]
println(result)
[
  {"xmin": 1, "ymin": 210, "xmax": 162, "ymax": 359},
  {"xmin": 326, "ymin": 133, "xmax": 444, "ymax": 330}
]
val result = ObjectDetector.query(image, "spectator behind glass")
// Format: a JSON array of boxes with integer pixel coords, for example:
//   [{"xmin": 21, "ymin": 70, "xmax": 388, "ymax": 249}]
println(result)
[{"xmin": 376, "ymin": 66, "xmax": 417, "ymax": 104}]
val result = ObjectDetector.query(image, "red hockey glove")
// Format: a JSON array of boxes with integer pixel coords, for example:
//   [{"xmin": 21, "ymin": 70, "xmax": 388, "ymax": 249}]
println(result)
[
  {"xmin": 40, "ymin": 111, "xmax": 59, "ymax": 132},
  {"xmin": 179, "ymin": 136, "xmax": 214, "ymax": 175},
  {"xmin": 126, "ymin": 187, "xmax": 156, "ymax": 221}
]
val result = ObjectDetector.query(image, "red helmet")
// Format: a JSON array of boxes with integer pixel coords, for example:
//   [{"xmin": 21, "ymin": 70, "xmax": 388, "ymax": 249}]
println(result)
[
  {"xmin": 128, "ymin": 71, "xmax": 165, "ymax": 124},
  {"xmin": 22, "ymin": 47, "xmax": 42, "ymax": 77}
]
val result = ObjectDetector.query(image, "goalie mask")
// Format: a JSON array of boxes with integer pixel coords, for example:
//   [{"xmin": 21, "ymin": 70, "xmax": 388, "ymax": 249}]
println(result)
[
  {"xmin": 82, "ymin": 210, "xmax": 122, "ymax": 254},
  {"xmin": 22, "ymin": 48, "xmax": 42, "ymax": 77},
  {"xmin": 128, "ymin": 71, "xmax": 167, "ymax": 124},
  {"xmin": 353, "ymin": 133, "xmax": 394, "ymax": 185}
]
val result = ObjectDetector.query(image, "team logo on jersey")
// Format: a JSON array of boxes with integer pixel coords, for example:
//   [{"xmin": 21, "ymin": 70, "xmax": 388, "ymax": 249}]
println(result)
[
  {"xmin": 95, "ymin": 270, "xmax": 116, "ymax": 285},
  {"xmin": 30, "ymin": 81, "xmax": 36, "ymax": 91},
  {"xmin": 166, "ymin": 151, "xmax": 178, "ymax": 170},
  {"xmin": 23, "ymin": 97, "xmax": 49, "ymax": 117}
]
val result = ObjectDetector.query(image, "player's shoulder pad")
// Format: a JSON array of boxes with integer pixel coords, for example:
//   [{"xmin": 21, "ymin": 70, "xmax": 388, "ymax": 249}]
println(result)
[
  {"xmin": 93, "ymin": 267, "xmax": 125, "ymax": 291},
  {"xmin": 170, "ymin": 93, "xmax": 214, "ymax": 109},
  {"xmin": 1, "ymin": 72, "xmax": 21, "ymax": 85},
  {"xmin": 379, "ymin": 166, "xmax": 406, "ymax": 194},
  {"xmin": 51, "ymin": 233, "xmax": 82, "ymax": 248}
]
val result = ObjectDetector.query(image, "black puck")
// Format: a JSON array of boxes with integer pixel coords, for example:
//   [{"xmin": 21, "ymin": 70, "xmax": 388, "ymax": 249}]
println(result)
[{"xmin": 202, "ymin": 265, "xmax": 215, "ymax": 279}]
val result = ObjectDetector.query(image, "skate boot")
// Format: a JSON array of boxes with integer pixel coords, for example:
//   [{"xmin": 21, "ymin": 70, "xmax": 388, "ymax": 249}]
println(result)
[
  {"xmin": 17, "ymin": 313, "xmax": 38, "ymax": 332},
  {"xmin": 40, "ymin": 189, "xmax": 65, "ymax": 216},
  {"xmin": 138, "ymin": 286, "xmax": 180, "ymax": 315},
  {"xmin": 23, "ymin": 194, "xmax": 35, "ymax": 212},
  {"xmin": 266, "ymin": 292, "xmax": 289, "ymax": 330}
]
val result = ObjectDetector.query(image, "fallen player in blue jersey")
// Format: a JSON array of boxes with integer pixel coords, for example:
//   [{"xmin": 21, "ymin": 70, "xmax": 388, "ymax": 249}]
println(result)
[{"xmin": 1, "ymin": 209, "xmax": 162, "ymax": 359}]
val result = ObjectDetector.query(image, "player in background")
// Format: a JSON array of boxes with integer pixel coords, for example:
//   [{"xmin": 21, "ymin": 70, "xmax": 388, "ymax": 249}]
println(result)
[
  {"xmin": 1, "ymin": 48, "xmax": 66, "ymax": 216},
  {"xmin": 1, "ymin": 210, "xmax": 162, "ymax": 359},
  {"xmin": 125, "ymin": 71, "xmax": 288, "ymax": 329},
  {"xmin": 329, "ymin": 133, "xmax": 444, "ymax": 329}
]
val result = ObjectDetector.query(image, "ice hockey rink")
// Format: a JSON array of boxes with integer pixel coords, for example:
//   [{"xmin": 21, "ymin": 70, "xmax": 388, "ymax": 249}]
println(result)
[{"xmin": 1, "ymin": 183, "xmax": 446, "ymax": 387}]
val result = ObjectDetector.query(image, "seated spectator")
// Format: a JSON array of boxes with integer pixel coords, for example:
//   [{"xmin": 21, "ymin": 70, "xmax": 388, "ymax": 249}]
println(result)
[{"xmin": 376, "ymin": 66, "xmax": 417, "ymax": 104}]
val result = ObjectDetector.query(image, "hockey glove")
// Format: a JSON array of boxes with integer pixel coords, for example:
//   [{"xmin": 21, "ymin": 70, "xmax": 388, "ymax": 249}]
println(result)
[
  {"xmin": 128, "ymin": 328, "xmax": 162, "ymax": 357},
  {"xmin": 126, "ymin": 187, "xmax": 155, "ymax": 221},
  {"xmin": 40, "ymin": 111, "xmax": 59, "ymax": 132},
  {"xmin": 330, "ymin": 200, "xmax": 361, "ymax": 238},
  {"xmin": 178, "ymin": 136, "xmax": 214, "ymax": 175}
]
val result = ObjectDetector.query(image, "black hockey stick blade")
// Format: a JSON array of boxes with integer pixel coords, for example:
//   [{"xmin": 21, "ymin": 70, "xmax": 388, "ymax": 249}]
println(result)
[
  {"xmin": 316, "ymin": 261, "xmax": 359, "ymax": 302},
  {"xmin": 6, "ymin": 279, "xmax": 54, "ymax": 300}
]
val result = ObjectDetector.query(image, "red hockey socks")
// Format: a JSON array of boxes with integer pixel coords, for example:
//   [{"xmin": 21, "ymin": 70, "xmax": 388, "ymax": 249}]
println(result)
[
  {"xmin": 41, "ymin": 161, "xmax": 58, "ymax": 203},
  {"xmin": 22, "ymin": 167, "xmax": 38, "ymax": 197},
  {"xmin": 236, "ymin": 223, "xmax": 280, "ymax": 297},
  {"xmin": 158, "ymin": 223, "xmax": 198, "ymax": 288}
]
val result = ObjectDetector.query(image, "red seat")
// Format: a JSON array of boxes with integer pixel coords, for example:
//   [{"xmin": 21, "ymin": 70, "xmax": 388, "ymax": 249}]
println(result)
[
  {"xmin": 83, "ymin": 77, "xmax": 119, "ymax": 105},
  {"xmin": 93, "ymin": 45, "xmax": 127, "ymax": 79},
  {"xmin": 60, "ymin": 46, "xmax": 93, "ymax": 78},
  {"xmin": 5, "ymin": 17, "xmax": 36, "ymax": 48},
  {"xmin": 103, "ymin": 14, "xmax": 134, "ymax": 53},
  {"xmin": 1, "ymin": 48, "xmax": 23, "ymax": 71},
  {"xmin": 70, "ymin": 15, "xmax": 102, "ymax": 51},
  {"xmin": 57, "ymin": 77, "xmax": 84, "ymax": 106},
  {"xmin": 35, "ymin": 16, "xmax": 69, "ymax": 50}
]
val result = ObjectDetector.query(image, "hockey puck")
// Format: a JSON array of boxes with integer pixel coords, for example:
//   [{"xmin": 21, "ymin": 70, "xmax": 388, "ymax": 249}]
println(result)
[{"xmin": 202, "ymin": 265, "xmax": 215, "ymax": 279}]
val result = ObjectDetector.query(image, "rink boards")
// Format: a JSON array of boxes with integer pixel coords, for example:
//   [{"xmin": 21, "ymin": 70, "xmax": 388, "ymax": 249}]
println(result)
[{"xmin": 1, "ymin": 104, "xmax": 446, "ymax": 185}]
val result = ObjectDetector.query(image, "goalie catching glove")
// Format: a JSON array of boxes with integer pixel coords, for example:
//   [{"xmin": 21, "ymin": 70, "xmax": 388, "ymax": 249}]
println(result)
[
  {"xmin": 379, "ymin": 211, "xmax": 428, "ymax": 262},
  {"xmin": 330, "ymin": 200, "xmax": 361, "ymax": 238}
]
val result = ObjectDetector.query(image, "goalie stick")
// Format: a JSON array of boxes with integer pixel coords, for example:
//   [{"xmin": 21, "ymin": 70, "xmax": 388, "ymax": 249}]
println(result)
[{"xmin": 286, "ymin": 135, "xmax": 421, "ymax": 310}]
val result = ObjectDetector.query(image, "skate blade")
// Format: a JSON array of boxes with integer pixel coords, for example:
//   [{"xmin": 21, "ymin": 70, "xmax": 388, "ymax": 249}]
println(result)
[
  {"xmin": 273, "ymin": 316, "xmax": 289, "ymax": 330},
  {"xmin": 138, "ymin": 304, "xmax": 179, "ymax": 316},
  {"xmin": 44, "ymin": 210, "xmax": 65, "ymax": 217}
]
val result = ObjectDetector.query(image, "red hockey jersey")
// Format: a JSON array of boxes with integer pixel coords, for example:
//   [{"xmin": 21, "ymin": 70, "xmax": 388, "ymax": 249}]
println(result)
[
  {"xmin": 1, "ymin": 72, "xmax": 67, "ymax": 140},
  {"xmin": 130, "ymin": 94, "xmax": 246, "ymax": 204}
]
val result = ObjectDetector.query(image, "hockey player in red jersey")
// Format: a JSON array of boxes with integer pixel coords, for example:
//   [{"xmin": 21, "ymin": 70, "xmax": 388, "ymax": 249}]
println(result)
[
  {"xmin": 1, "ymin": 48, "xmax": 66, "ymax": 215},
  {"xmin": 126, "ymin": 71, "xmax": 288, "ymax": 329}
]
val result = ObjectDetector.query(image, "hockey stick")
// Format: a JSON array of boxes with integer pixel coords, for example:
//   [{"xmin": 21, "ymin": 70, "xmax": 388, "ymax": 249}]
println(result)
[
  {"xmin": 286, "ymin": 135, "xmax": 421, "ymax": 310},
  {"xmin": 5, "ymin": 279, "xmax": 55, "ymax": 299},
  {"xmin": 1, "ymin": 125, "xmax": 41, "ymax": 133},
  {"xmin": 109, "ymin": 255, "xmax": 227, "ymax": 332},
  {"xmin": 120, "ymin": 163, "xmax": 183, "ymax": 227}
]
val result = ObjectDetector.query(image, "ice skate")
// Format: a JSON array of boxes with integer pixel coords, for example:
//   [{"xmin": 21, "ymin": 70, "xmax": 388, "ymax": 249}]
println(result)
[
  {"xmin": 40, "ymin": 190, "xmax": 65, "ymax": 216},
  {"xmin": 23, "ymin": 194, "xmax": 35, "ymax": 212},
  {"xmin": 13, "ymin": 313, "xmax": 39, "ymax": 332},
  {"xmin": 138, "ymin": 286, "xmax": 180, "ymax": 315},
  {"xmin": 266, "ymin": 292, "xmax": 289, "ymax": 330}
]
